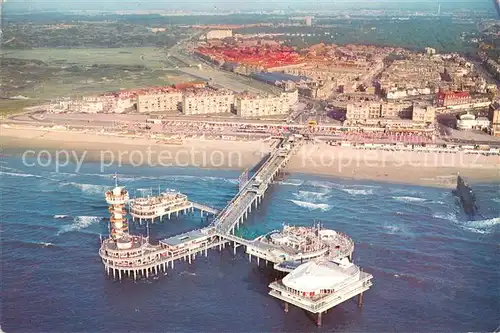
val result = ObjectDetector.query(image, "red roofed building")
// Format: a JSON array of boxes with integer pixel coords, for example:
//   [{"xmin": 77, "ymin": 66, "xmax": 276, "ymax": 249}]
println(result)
[{"xmin": 436, "ymin": 90, "xmax": 471, "ymax": 107}]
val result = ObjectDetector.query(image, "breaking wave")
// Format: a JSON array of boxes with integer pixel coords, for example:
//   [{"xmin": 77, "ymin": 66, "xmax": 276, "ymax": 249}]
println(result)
[
  {"xmin": 289, "ymin": 199, "xmax": 331, "ymax": 211},
  {"xmin": 433, "ymin": 212, "xmax": 459, "ymax": 223},
  {"xmin": 384, "ymin": 225, "xmax": 401, "ymax": 234},
  {"xmin": 433, "ymin": 212, "xmax": 499, "ymax": 234},
  {"xmin": 65, "ymin": 182, "xmax": 109, "ymax": 196},
  {"xmin": 53, "ymin": 215, "xmax": 70, "ymax": 219},
  {"xmin": 306, "ymin": 180, "xmax": 375, "ymax": 196},
  {"xmin": 277, "ymin": 179, "xmax": 303, "ymax": 186},
  {"xmin": 393, "ymin": 196, "xmax": 427, "ymax": 203},
  {"xmin": 459, "ymin": 217, "xmax": 500, "ymax": 234},
  {"xmin": 343, "ymin": 188, "xmax": 373, "ymax": 196},
  {"xmin": 293, "ymin": 190, "xmax": 330, "ymax": 202},
  {"xmin": 0, "ymin": 171, "xmax": 39, "ymax": 178},
  {"xmin": 57, "ymin": 216, "xmax": 103, "ymax": 235}
]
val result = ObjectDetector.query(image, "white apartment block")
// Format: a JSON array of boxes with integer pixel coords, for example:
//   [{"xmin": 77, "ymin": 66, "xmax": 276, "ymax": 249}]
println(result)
[
  {"xmin": 346, "ymin": 102, "xmax": 381, "ymax": 120},
  {"xmin": 412, "ymin": 102, "xmax": 436, "ymax": 124},
  {"xmin": 381, "ymin": 102, "xmax": 413, "ymax": 118},
  {"xmin": 137, "ymin": 92, "xmax": 183, "ymax": 113},
  {"xmin": 236, "ymin": 90, "xmax": 298, "ymax": 118},
  {"xmin": 206, "ymin": 30, "xmax": 233, "ymax": 40},
  {"xmin": 182, "ymin": 90, "xmax": 234, "ymax": 115}
]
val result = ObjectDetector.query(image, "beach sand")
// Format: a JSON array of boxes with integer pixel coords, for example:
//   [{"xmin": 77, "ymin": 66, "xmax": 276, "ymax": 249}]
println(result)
[{"xmin": 1, "ymin": 126, "xmax": 499, "ymax": 188}]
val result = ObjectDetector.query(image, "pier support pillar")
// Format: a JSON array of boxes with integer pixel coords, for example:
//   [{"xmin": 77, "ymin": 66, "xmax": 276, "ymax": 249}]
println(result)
[
  {"xmin": 113, "ymin": 269, "xmax": 116, "ymax": 279},
  {"xmin": 172, "ymin": 261, "xmax": 174, "ymax": 269},
  {"xmin": 205, "ymin": 245, "xmax": 208, "ymax": 257},
  {"xmin": 257, "ymin": 257, "xmax": 260, "ymax": 266},
  {"xmin": 134, "ymin": 270, "xmax": 137, "ymax": 280},
  {"xmin": 357, "ymin": 292, "xmax": 364, "ymax": 308},
  {"xmin": 188, "ymin": 253, "xmax": 192, "ymax": 264},
  {"xmin": 284, "ymin": 302, "xmax": 289, "ymax": 313},
  {"xmin": 248, "ymin": 254, "xmax": 251, "ymax": 262},
  {"xmin": 233, "ymin": 244, "xmax": 237, "ymax": 255},
  {"xmin": 118, "ymin": 269, "xmax": 122, "ymax": 280},
  {"xmin": 316, "ymin": 312, "xmax": 323, "ymax": 327}
]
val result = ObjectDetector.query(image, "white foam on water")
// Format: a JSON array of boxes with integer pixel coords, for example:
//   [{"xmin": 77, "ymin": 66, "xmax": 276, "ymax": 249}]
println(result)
[
  {"xmin": 306, "ymin": 181, "xmax": 376, "ymax": 196},
  {"xmin": 0, "ymin": 171, "xmax": 39, "ymax": 178},
  {"xmin": 53, "ymin": 215, "xmax": 69, "ymax": 219},
  {"xmin": 492, "ymin": 198, "xmax": 500, "ymax": 204},
  {"xmin": 306, "ymin": 180, "xmax": 338, "ymax": 189},
  {"xmin": 68, "ymin": 182, "xmax": 108, "ymax": 196},
  {"xmin": 433, "ymin": 212, "xmax": 459, "ymax": 223},
  {"xmin": 459, "ymin": 217, "xmax": 500, "ymax": 234},
  {"xmin": 293, "ymin": 190, "xmax": 330, "ymax": 202},
  {"xmin": 343, "ymin": 188, "xmax": 373, "ymax": 196},
  {"xmin": 384, "ymin": 225, "xmax": 401, "ymax": 234},
  {"xmin": 57, "ymin": 216, "xmax": 103, "ymax": 235},
  {"xmin": 277, "ymin": 179, "xmax": 303, "ymax": 186},
  {"xmin": 289, "ymin": 199, "xmax": 331, "ymax": 212},
  {"xmin": 393, "ymin": 196, "xmax": 427, "ymax": 203}
]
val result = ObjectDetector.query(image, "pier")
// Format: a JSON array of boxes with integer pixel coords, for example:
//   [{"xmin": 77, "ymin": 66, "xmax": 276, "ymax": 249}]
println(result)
[
  {"xmin": 98, "ymin": 135, "xmax": 373, "ymax": 326},
  {"xmin": 129, "ymin": 188, "xmax": 220, "ymax": 223},
  {"xmin": 213, "ymin": 136, "xmax": 303, "ymax": 235},
  {"xmin": 100, "ymin": 136, "xmax": 302, "ymax": 278}
]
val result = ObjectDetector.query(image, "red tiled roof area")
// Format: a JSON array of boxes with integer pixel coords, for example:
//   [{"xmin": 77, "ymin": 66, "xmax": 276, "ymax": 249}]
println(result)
[
  {"xmin": 173, "ymin": 82, "xmax": 206, "ymax": 90},
  {"xmin": 437, "ymin": 91, "xmax": 470, "ymax": 99},
  {"xmin": 195, "ymin": 45, "xmax": 304, "ymax": 69}
]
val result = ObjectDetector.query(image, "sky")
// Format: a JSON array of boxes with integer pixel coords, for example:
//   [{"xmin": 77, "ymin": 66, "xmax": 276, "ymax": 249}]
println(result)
[{"xmin": 2, "ymin": 0, "xmax": 495, "ymax": 13}]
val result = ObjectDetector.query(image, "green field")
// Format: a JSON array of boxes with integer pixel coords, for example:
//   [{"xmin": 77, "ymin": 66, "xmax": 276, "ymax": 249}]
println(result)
[
  {"xmin": 0, "ymin": 47, "xmax": 171, "ymax": 69},
  {"xmin": 0, "ymin": 47, "xmax": 195, "ymax": 114}
]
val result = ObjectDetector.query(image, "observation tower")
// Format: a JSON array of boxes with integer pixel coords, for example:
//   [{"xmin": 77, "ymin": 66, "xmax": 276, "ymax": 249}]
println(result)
[{"xmin": 105, "ymin": 176, "xmax": 130, "ymax": 242}]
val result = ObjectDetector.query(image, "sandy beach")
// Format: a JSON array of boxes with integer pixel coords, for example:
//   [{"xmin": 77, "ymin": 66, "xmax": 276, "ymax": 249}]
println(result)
[{"xmin": 1, "ymin": 125, "xmax": 499, "ymax": 188}]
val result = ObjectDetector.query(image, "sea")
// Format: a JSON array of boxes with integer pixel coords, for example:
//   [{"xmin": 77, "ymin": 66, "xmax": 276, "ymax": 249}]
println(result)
[{"xmin": 1, "ymin": 153, "xmax": 499, "ymax": 333}]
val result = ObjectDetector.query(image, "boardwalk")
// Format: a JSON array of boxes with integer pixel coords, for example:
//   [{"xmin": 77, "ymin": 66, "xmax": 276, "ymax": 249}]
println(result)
[
  {"xmin": 190, "ymin": 202, "xmax": 219, "ymax": 216},
  {"xmin": 213, "ymin": 136, "xmax": 302, "ymax": 236},
  {"xmin": 100, "ymin": 136, "xmax": 303, "ymax": 279}
]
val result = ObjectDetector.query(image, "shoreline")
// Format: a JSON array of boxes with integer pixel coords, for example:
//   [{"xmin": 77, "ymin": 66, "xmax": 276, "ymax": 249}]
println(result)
[{"xmin": 2, "ymin": 126, "xmax": 499, "ymax": 189}]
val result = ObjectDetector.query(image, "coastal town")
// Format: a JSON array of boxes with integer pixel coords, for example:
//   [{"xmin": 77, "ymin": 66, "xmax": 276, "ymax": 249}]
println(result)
[
  {"xmin": 5, "ymin": 26, "xmax": 500, "ymax": 142},
  {"xmin": 1, "ymin": 4, "xmax": 500, "ymax": 333}
]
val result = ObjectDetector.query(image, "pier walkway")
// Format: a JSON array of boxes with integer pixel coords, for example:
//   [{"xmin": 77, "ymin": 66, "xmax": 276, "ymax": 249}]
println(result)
[
  {"xmin": 213, "ymin": 137, "xmax": 302, "ymax": 236},
  {"xmin": 190, "ymin": 202, "xmax": 219, "ymax": 216}
]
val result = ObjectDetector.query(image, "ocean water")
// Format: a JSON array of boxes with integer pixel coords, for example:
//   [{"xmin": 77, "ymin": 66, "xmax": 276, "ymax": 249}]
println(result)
[{"xmin": 1, "ymin": 153, "xmax": 499, "ymax": 333}]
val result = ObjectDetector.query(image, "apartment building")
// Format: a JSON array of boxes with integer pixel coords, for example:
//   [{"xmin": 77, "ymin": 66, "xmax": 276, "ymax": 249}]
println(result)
[
  {"xmin": 381, "ymin": 102, "xmax": 413, "ymax": 118},
  {"xmin": 489, "ymin": 103, "xmax": 500, "ymax": 137},
  {"xmin": 206, "ymin": 30, "xmax": 233, "ymax": 40},
  {"xmin": 137, "ymin": 91, "xmax": 183, "ymax": 113},
  {"xmin": 235, "ymin": 90, "xmax": 298, "ymax": 118},
  {"xmin": 346, "ymin": 102, "xmax": 381, "ymax": 120},
  {"xmin": 182, "ymin": 89, "xmax": 234, "ymax": 115},
  {"xmin": 412, "ymin": 102, "xmax": 436, "ymax": 124}
]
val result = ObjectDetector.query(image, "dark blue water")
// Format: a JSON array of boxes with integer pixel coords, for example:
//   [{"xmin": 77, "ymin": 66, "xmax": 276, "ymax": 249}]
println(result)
[{"xmin": 1, "ymin": 154, "xmax": 499, "ymax": 332}]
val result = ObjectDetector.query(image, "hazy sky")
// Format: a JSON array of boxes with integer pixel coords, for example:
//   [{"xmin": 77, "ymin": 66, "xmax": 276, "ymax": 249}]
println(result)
[{"xmin": 2, "ymin": 0, "xmax": 494, "ymax": 13}]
